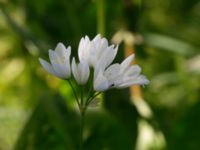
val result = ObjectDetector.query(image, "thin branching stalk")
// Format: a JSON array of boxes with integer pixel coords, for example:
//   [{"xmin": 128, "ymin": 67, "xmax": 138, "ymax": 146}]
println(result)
[
  {"xmin": 80, "ymin": 85, "xmax": 84, "ymax": 106},
  {"xmin": 67, "ymin": 80, "xmax": 80, "ymax": 108},
  {"xmin": 86, "ymin": 92, "xmax": 101, "ymax": 107}
]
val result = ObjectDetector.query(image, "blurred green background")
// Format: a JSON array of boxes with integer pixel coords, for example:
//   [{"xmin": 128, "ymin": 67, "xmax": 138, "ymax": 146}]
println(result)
[{"xmin": 0, "ymin": 0, "xmax": 200, "ymax": 149}]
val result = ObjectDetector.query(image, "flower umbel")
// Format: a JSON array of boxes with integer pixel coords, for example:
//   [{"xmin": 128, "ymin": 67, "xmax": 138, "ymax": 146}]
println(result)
[{"xmin": 39, "ymin": 34, "xmax": 149, "ymax": 97}]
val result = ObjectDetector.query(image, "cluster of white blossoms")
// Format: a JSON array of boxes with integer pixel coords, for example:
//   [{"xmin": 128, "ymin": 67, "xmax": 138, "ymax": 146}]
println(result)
[{"xmin": 39, "ymin": 34, "xmax": 149, "ymax": 92}]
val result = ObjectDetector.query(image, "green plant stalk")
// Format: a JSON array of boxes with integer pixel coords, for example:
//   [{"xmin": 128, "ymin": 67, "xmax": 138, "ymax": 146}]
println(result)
[
  {"xmin": 79, "ymin": 105, "xmax": 86, "ymax": 150},
  {"xmin": 79, "ymin": 89, "xmax": 101, "ymax": 149},
  {"xmin": 86, "ymin": 92, "xmax": 101, "ymax": 106},
  {"xmin": 97, "ymin": 0, "xmax": 105, "ymax": 35},
  {"xmin": 79, "ymin": 85, "xmax": 86, "ymax": 150},
  {"xmin": 67, "ymin": 80, "xmax": 80, "ymax": 108}
]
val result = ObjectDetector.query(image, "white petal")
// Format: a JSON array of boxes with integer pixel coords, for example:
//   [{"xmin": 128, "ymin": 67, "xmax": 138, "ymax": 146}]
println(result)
[
  {"xmin": 120, "ymin": 54, "xmax": 135, "ymax": 73},
  {"xmin": 55, "ymin": 44, "xmax": 71, "ymax": 78},
  {"xmin": 95, "ymin": 45, "xmax": 118, "ymax": 72},
  {"xmin": 117, "ymin": 75, "xmax": 149, "ymax": 89},
  {"xmin": 125, "ymin": 65, "xmax": 141, "ymax": 77},
  {"xmin": 39, "ymin": 58, "xmax": 57, "ymax": 76},
  {"xmin": 93, "ymin": 36, "xmax": 108, "ymax": 54},
  {"xmin": 94, "ymin": 67, "xmax": 99, "ymax": 80},
  {"xmin": 78, "ymin": 36, "xmax": 93, "ymax": 65},
  {"xmin": 65, "ymin": 46, "xmax": 71, "ymax": 56},
  {"xmin": 78, "ymin": 37, "xmax": 86, "ymax": 62},
  {"xmin": 92, "ymin": 38, "xmax": 109, "ymax": 66},
  {"xmin": 103, "ymin": 45, "xmax": 118, "ymax": 68},
  {"xmin": 72, "ymin": 58, "xmax": 80, "ymax": 84},
  {"xmin": 48, "ymin": 50, "xmax": 66, "ymax": 78},
  {"xmin": 92, "ymin": 34, "xmax": 101, "ymax": 43},
  {"xmin": 55, "ymin": 42, "xmax": 68, "ymax": 57},
  {"xmin": 64, "ymin": 54, "xmax": 71, "ymax": 78},
  {"xmin": 39, "ymin": 43, "xmax": 72, "ymax": 79},
  {"xmin": 85, "ymin": 35, "xmax": 90, "ymax": 41},
  {"xmin": 78, "ymin": 60, "xmax": 90, "ymax": 85},
  {"xmin": 93, "ymin": 34, "xmax": 107, "ymax": 50},
  {"xmin": 61, "ymin": 46, "xmax": 71, "ymax": 78},
  {"xmin": 104, "ymin": 63, "xmax": 120, "ymax": 81},
  {"xmin": 78, "ymin": 35, "xmax": 118, "ymax": 68},
  {"xmin": 87, "ymin": 42, "xmax": 96, "ymax": 66},
  {"xmin": 100, "ymin": 38, "xmax": 109, "ymax": 50},
  {"xmin": 94, "ymin": 70, "xmax": 109, "ymax": 92}
]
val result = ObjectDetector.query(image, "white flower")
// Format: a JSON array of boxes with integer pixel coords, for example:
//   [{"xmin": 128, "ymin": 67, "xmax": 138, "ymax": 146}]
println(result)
[
  {"xmin": 78, "ymin": 34, "xmax": 118, "ymax": 69},
  {"xmin": 39, "ymin": 42, "xmax": 71, "ymax": 79},
  {"xmin": 72, "ymin": 58, "xmax": 90, "ymax": 85},
  {"xmin": 94, "ymin": 54, "xmax": 149, "ymax": 91}
]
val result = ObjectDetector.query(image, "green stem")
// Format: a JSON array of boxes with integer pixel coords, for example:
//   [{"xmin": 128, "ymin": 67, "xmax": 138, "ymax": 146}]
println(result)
[
  {"xmin": 79, "ymin": 107, "xmax": 86, "ymax": 150},
  {"xmin": 85, "ymin": 85, "xmax": 94, "ymax": 104},
  {"xmin": 97, "ymin": 0, "xmax": 105, "ymax": 35},
  {"xmin": 67, "ymin": 80, "xmax": 80, "ymax": 107},
  {"xmin": 86, "ymin": 92, "xmax": 101, "ymax": 107},
  {"xmin": 80, "ymin": 85, "xmax": 84, "ymax": 106},
  {"xmin": 79, "ymin": 85, "xmax": 86, "ymax": 150}
]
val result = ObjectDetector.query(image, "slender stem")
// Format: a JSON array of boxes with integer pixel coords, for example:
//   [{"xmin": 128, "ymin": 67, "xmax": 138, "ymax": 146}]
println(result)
[
  {"xmin": 97, "ymin": 0, "xmax": 105, "ymax": 35},
  {"xmin": 85, "ymin": 85, "xmax": 94, "ymax": 103},
  {"xmin": 86, "ymin": 92, "xmax": 101, "ymax": 106},
  {"xmin": 67, "ymin": 80, "xmax": 80, "ymax": 107},
  {"xmin": 79, "ymin": 92, "xmax": 101, "ymax": 149},
  {"xmin": 80, "ymin": 85, "xmax": 84, "ymax": 106},
  {"xmin": 79, "ymin": 85, "xmax": 87, "ymax": 150},
  {"xmin": 79, "ymin": 106, "xmax": 86, "ymax": 150}
]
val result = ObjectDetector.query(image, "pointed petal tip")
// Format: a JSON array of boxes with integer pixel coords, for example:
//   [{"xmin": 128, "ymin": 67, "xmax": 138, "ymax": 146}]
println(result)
[
  {"xmin": 56, "ymin": 42, "xmax": 65, "ymax": 48},
  {"xmin": 38, "ymin": 58, "xmax": 45, "ymax": 66},
  {"xmin": 48, "ymin": 49, "xmax": 54, "ymax": 53},
  {"xmin": 38, "ymin": 58, "xmax": 58, "ymax": 76},
  {"xmin": 144, "ymin": 78, "xmax": 150, "ymax": 85},
  {"xmin": 66, "ymin": 46, "xmax": 71, "ymax": 54},
  {"xmin": 95, "ymin": 34, "xmax": 102, "ymax": 38},
  {"xmin": 85, "ymin": 35, "xmax": 90, "ymax": 40},
  {"xmin": 72, "ymin": 57, "xmax": 76, "ymax": 62},
  {"xmin": 57, "ymin": 42, "xmax": 63, "ymax": 45},
  {"xmin": 39, "ymin": 57, "xmax": 46, "ymax": 64},
  {"xmin": 55, "ymin": 42, "xmax": 68, "ymax": 53},
  {"xmin": 130, "ymin": 53, "xmax": 135, "ymax": 58},
  {"xmin": 39, "ymin": 58, "xmax": 47, "ymax": 65},
  {"xmin": 140, "ymin": 75, "xmax": 150, "ymax": 85},
  {"xmin": 68, "ymin": 46, "xmax": 71, "ymax": 50},
  {"xmin": 38, "ymin": 57, "xmax": 43, "ymax": 62}
]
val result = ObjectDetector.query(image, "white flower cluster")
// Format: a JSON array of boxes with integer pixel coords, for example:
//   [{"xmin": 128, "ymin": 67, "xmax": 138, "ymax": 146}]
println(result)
[{"xmin": 39, "ymin": 34, "xmax": 149, "ymax": 92}]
